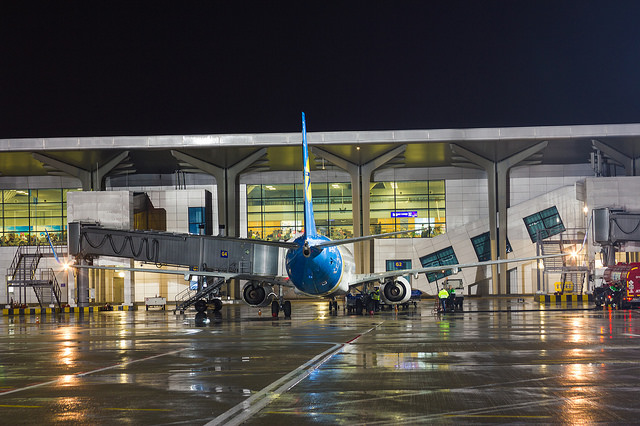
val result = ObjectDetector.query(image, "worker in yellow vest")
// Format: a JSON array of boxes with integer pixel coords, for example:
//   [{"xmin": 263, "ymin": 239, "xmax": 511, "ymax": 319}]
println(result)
[
  {"xmin": 371, "ymin": 287, "xmax": 380, "ymax": 311},
  {"xmin": 438, "ymin": 287, "xmax": 450, "ymax": 313}
]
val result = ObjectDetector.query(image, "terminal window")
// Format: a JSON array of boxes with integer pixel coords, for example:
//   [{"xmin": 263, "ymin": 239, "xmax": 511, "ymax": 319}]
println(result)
[
  {"xmin": 0, "ymin": 188, "xmax": 78, "ymax": 246},
  {"xmin": 369, "ymin": 180, "xmax": 445, "ymax": 237},
  {"xmin": 419, "ymin": 246, "xmax": 459, "ymax": 283},
  {"xmin": 523, "ymin": 206, "xmax": 566, "ymax": 242},
  {"xmin": 247, "ymin": 182, "xmax": 353, "ymax": 241},
  {"xmin": 188, "ymin": 207, "xmax": 206, "ymax": 234},
  {"xmin": 471, "ymin": 230, "xmax": 512, "ymax": 262}
]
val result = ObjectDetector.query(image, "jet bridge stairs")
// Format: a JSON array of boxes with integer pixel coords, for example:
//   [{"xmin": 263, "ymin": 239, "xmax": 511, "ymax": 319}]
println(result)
[{"xmin": 174, "ymin": 277, "xmax": 226, "ymax": 313}]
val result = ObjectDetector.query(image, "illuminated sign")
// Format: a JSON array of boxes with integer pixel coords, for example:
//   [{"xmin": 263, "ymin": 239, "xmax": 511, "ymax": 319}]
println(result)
[{"xmin": 391, "ymin": 211, "xmax": 417, "ymax": 218}]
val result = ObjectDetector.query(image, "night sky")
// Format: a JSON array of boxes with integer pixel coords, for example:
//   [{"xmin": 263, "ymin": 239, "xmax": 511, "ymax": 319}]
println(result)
[{"xmin": 2, "ymin": 1, "xmax": 640, "ymax": 138}]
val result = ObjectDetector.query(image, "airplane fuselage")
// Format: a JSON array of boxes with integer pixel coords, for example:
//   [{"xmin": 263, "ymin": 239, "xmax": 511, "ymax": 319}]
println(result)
[{"xmin": 285, "ymin": 234, "xmax": 354, "ymax": 297}]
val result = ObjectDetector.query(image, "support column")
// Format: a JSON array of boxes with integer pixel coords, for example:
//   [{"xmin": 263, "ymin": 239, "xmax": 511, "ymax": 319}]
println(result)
[
  {"xmin": 592, "ymin": 139, "xmax": 640, "ymax": 176},
  {"xmin": 360, "ymin": 146, "xmax": 407, "ymax": 273},
  {"xmin": 495, "ymin": 141, "xmax": 548, "ymax": 294},
  {"xmin": 451, "ymin": 145, "xmax": 499, "ymax": 294},
  {"xmin": 33, "ymin": 151, "xmax": 130, "ymax": 190},
  {"xmin": 171, "ymin": 149, "xmax": 266, "ymax": 299},
  {"xmin": 452, "ymin": 141, "xmax": 547, "ymax": 294},
  {"xmin": 66, "ymin": 268, "xmax": 75, "ymax": 307},
  {"xmin": 171, "ymin": 149, "xmax": 266, "ymax": 238},
  {"xmin": 312, "ymin": 145, "xmax": 405, "ymax": 273},
  {"xmin": 77, "ymin": 258, "xmax": 89, "ymax": 308}
]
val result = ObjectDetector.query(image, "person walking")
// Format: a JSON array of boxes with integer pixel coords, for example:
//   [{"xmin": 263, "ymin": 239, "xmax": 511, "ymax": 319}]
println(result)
[{"xmin": 438, "ymin": 287, "xmax": 450, "ymax": 313}]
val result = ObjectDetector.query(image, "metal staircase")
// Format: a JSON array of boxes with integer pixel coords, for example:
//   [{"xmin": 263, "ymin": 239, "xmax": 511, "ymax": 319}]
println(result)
[
  {"xmin": 537, "ymin": 228, "xmax": 588, "ymax": 294},
  {"xmin": 6, "ymin": 243, "xmax": 67, "ymax": 308},
  {"xmin": 174, "ymin": 277, "xmax": 225, "ymax": 313}
]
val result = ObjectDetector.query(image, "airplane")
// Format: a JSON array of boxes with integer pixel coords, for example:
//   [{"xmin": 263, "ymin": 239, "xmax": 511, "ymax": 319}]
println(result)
[{"xmin": 58, "ymin": 112, "xmax": 566, "ymax": 318}]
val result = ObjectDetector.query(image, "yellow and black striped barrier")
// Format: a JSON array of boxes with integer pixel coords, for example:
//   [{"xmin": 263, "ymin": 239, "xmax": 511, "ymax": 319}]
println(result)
[
  {"xmin": 2, "ymin": 305, "xmax": 136, "ymax": 315},
  {"xmin": 535, "ymin": 294, "xmax": 593, "ymax": 303}
]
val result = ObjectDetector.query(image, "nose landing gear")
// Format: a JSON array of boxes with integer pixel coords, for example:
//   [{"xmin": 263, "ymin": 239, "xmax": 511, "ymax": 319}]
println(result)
[{"xmin": 271, "ymin": 297, "xmax": 292, "ymax": 318}]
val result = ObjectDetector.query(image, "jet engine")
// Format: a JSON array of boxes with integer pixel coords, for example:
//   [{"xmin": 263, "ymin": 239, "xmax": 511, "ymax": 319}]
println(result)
[
  {"xmin": 242, "ymin": 282, "xmax": 274, "ymax": 307},
  {"xmin": 380, "ymin": 276, "xmax": 411, "ymax": 305}
]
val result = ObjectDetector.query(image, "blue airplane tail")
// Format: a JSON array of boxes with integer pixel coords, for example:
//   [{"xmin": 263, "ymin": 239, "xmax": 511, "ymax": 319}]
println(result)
[{"xmin": 302, "ymin": 112, "xmax": 317, "ymax": 238}]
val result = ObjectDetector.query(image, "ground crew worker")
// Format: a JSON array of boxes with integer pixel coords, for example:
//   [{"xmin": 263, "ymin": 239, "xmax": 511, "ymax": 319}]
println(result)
[
  {"xmin": 438, "ymin": 287, "xmax": 450, "ymax": 313},
  {"xmin": 372, "ymin": 287, "xmax": 380, "ymax": 311},
  {"xmin": 447, "ymin": 286, "xmax": 456, "ymax": 311},
  {"xmin": 609, "ymin": 283, "xmax": 622, "ymax": 309}
]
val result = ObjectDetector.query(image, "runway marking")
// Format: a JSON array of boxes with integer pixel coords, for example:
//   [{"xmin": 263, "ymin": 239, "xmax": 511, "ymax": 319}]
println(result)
[
  {"xmin": 0, "ymin": 347, "xmax": 189, "ymax": 397},
  {"xmin": 206, "ymin": 322, "xmax": 384, "ymax": 426},
  {"xmin": 0, "ymin": 404, "xmax": 42, "ymax": 408},
  {"xmin": 104, "ymin": 407, "xmax": 173, "ymax": 412},
  {"xmin": 445, "ymin": 414, "xmax": 552, "ymax": 419}
]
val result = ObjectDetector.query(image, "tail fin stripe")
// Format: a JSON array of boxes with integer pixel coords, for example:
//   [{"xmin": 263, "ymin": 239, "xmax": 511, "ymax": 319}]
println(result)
[{"xmin": 302, "ymin": 112, "xmax": 317, "ymax": 238}]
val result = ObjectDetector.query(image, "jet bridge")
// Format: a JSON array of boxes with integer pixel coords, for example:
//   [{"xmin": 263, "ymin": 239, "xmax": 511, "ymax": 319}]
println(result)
[
  {"xmin": 67, "ymin": 222, "xmax": 282, "ymax": 307},
  {"xmin": 593, "ymin": 208, "xmax": 640, "ymax": 266}
]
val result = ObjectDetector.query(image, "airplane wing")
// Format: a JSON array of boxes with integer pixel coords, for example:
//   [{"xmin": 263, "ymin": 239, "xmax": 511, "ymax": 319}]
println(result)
[
  {"xmin": 70, "ymin": 264, "xmax": 295, "ymax": 287},
  {"xmin": 348, "ymin": 253, "xmax": 564, "ymax": 286}
]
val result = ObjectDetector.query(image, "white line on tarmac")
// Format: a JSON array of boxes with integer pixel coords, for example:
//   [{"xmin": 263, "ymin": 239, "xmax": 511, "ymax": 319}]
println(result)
[
  {"xmin": 0, "ymin": 348, "xmax": 189, "ymax": 396},
  {"xmin": 206, "ymin": 322, "xmax": 383, "ymax": 426}
]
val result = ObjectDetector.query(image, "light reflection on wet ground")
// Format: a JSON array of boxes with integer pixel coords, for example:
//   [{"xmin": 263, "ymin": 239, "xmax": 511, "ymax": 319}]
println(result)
[{"xmin": 0, "ymin": 299, "xmax": 638, "ymax": 424}]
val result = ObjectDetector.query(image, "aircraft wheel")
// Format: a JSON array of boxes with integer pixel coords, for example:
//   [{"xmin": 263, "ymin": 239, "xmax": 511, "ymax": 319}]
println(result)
[
  {"xmin": 355, "ymin": 299, "xmax": 363, "ymax": 315},
  {"xmin": 194, "ymin": 299, "xmax": 207, "ymax": 313},
  {"xmin": 332, "ymin": 301, "xmax": 338, "ymax": 311},
  {"xmin": 211, "ymin": 298, "xmax": 223, "ymax": 312},
  {"xmin": 271, "ymin": 300, "xmax": 280, "ymax": 318},
  {"xmin": 328, "ymin": 301, "xmax": 334, "ymax": 312},
  {"xmin": 283, "ymin": 300, "xmax": 292, "ymax": 318}
]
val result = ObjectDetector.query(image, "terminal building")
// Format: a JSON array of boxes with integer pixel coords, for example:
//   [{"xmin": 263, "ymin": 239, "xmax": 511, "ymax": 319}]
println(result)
[{"xmin": 2, "ymin": 123, "xmax": 640, "ymax": 307}]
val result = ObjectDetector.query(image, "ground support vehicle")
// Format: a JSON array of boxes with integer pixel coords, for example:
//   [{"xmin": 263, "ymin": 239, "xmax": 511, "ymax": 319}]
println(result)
[{"xmin": 595, "ymin": 263, "xmax": 640, "ymax": 309}]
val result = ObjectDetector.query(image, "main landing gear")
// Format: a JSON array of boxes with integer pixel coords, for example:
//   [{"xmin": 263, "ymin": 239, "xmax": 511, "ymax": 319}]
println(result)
[
  {"xmin": 271, "ymin": 298, "xmax": 292, "ymax": 318},
  {"xmin": 194, "ymin": 298, "xmax": 223, "ymax": 314},
  {"xmin": 328, "ymin": 298, "xmax": 339, "ymax": 314},
  {"xmin": 194, "ymin": 298, "xmax": 223, "ymax": 326}
]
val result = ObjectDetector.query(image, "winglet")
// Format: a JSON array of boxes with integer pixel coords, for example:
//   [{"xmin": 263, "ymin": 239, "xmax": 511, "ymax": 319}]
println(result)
[{"xmin": 302, "ymin": 112, "xmax": 317, "ymax": 238}]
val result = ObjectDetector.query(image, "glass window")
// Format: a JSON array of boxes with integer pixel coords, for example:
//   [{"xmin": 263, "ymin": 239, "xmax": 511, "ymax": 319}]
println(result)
[
  {"xmin": 420, "ymin": 246, "xmax": 459, "ymax": 283},
  {"xmin": 247, "ymin": 182, "xmax": 352, "ymax": 240},
  {"xmin": 0, "ymin": 188, "xmax": 75, "ymax": 246},
  {"xmin": 471, "ymin": 231, "xmax": 512, "ymax": 262},
  {"xmin": 369, "ymin": 180, "xmax": 446, "ymax": 237},
  {"xmin": 247, "ymin": 185, "xmax": 263, "ymax": 199},
  {"xmin": 188, "ymin": 207, "xmax": 206, "ymax": 234},
  {"xmin": 523, "ymin": 206, "xmax": 566, "ymax": 242}
]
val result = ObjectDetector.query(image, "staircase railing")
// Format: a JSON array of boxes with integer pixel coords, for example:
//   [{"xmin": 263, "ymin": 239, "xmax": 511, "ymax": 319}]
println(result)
[
  {"xmin": 6, "ymin": 243, "xmax": 65, "ymax": 307},
  {"xmin": 8, "ymin": 242, "xmax": 27, "ymax": 279},
  {"xmin": 537, "ymin": 228, "xmax": 588, "ymax": 294},
  {"xmin": 175, "ymin": 277, "xmax": 225, "ymax": 312}
]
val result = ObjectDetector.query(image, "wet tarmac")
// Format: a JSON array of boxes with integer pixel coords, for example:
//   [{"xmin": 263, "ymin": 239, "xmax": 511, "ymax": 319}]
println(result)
[{"xmin": 0, "ymin": 298, "xmax": 639, "ymax": 425}]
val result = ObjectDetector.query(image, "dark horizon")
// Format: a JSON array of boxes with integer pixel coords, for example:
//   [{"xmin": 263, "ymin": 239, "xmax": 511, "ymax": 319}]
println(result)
[{"xmin": 2, "ymin": 1, "xmax": 640, "ymax": 139}]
